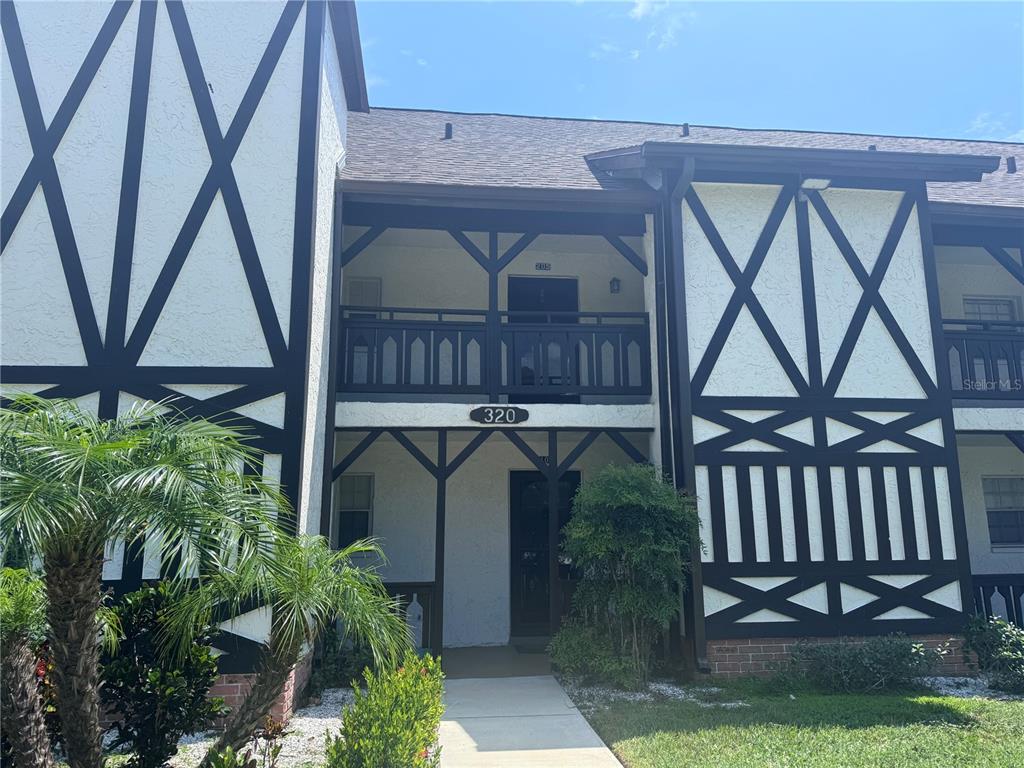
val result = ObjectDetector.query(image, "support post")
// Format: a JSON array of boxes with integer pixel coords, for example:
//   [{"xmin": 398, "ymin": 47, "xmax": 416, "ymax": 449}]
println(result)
[
  {"xmin": 432, "ymin": 429, "xmax": 447, "ymax": 655},
  {"xmin": 664, "ymin": 160, "xmax": 708, "ymax": 671},
  {"xmin": 487, "ymin": 232, "xmax": 501, "ymax": 403},
  {"xmin": 547, "ymin": 430, "xmax": 561, "ymax": 635}
]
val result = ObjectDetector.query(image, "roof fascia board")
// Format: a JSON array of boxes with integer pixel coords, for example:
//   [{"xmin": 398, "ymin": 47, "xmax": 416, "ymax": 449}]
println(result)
[
  {"xmin": 340, "ymin": 180, "xmax": 659, "ymax": 213},
  {"xmin": 929, "ymin": 202, "xmax": 1024, "ymax": 227},
  {"xmin": 342, "ymin": 201, "xmax": 647, "ymax": 236},
  {"xmin": 587, "ymin": 141, "xmax": 1001, "ymax": 183},
  {"xmin": 328, "ymin": 1, "xmax": 369, "ymax": 112}
]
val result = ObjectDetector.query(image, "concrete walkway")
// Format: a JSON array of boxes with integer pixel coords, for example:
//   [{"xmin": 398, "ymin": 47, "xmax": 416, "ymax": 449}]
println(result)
[{"xmin": 439, "ymin": 675, "xmax": 623, "ymax": 767}]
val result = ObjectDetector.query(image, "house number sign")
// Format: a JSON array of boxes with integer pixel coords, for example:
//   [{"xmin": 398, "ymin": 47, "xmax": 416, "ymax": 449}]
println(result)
[{"xmin": 469, "ymin": 406, "xmax": 529, "ymax": 425}]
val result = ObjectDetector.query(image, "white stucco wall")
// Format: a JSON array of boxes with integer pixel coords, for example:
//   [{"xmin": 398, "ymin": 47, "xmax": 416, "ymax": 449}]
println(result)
[
  {"xmin": 956, "ymin": 435, "xmax": 1024, "ymax": 575},
  {"xmin": 954, "ymin": 406, "xmax": 1024, "ymax": 432},
  {"xmin": 298, "ymin": 14, "xmax": 347, "ymax": 535},
  {"xmin": 336, "ymin": 401, "xmax": 655, "ymax": 430},
  {"xmin": 681, "ymin": 183, "xmax": 964, "ymax": 629},
  {"xmin": 935, "ymin": 245, "xmax": 1024, "ymax": 320},
  {"xmin": 331, "ymin": 430, "xmax": 649, "ymax": 647},
  {"xmin": 2, "ymin": 1, "xmax": 349, "ymax": 660},
  {"xmin": 340, "ymin": 228, "xmax": 646, "ymax": 315}
]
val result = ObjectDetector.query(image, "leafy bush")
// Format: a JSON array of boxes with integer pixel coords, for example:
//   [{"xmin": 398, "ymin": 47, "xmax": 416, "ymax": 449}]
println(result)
[
  {"xmin": 324, "ymin": 651, "xmax": 443, "ymax": 768},
  {"xmin": 548, "ymin": 619, "xmax": 638, "ymax": 689},
  {"xmin": 204, "ymin": 746, "xmax": 256, "ymax": 768},
  {"xmin": 101, "ymin": 583, "xmax": 227, "ymax": 768},
  {"xmin": 789, "ymin": 635, "xmax": 944, "ymax": 693},
  {"xmin": 562, "ymin": 464, "xmax": 698, "ymax": 686},
  {"xmin": 311, "ymin": 626, "xmax": 376, "ymax": 696},
  {"xmin": 963, "ymin": 616, "xmax": 1024, "ymax": 694}
]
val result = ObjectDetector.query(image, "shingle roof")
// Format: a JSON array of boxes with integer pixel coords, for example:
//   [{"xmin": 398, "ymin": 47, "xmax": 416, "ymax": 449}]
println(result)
[{"xmin": 342, "ymin": 108, "xmax": 1024, "ymax": 210}]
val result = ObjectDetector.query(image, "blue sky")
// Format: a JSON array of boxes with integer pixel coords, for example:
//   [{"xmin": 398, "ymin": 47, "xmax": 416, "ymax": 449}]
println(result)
[{"xmin": 356, "ymin": 1, "xmax": 1024, "ymax": 142}]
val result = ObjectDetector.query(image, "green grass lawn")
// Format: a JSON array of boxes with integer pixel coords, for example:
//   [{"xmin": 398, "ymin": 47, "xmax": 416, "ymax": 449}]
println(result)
[{"xmin": 581, "ymin": 682, "xmax": 1023, "ymax": 768}]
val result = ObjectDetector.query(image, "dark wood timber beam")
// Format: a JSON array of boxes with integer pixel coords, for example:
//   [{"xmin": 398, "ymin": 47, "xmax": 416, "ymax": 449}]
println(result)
[
  {"xmin": 604, "ymin": 234, "xmax": 648, "ymax": 276},
  {"xmin": 340, "ymin": 225, "xmax": 384, "ymax": 267},
  {"xmin": 663, "ymin": 157, "xmax": 708, "ymax": 671},
  {"xmin": 984, "ymin": 245, "xmax": 1024, "ymax": 287}
]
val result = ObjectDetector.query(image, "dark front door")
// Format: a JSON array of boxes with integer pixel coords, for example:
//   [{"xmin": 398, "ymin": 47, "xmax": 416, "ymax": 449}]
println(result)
[
  {"xmin": 508, "ymin": 276, "xmax": 579, "ymax": 322},
  {"xmin": 509, "ymin": 470, "xmax": 581, "ymax": 637},
  {"xmin": 507, "ymin": 276, "xmax": 580, "ymax": 403}
]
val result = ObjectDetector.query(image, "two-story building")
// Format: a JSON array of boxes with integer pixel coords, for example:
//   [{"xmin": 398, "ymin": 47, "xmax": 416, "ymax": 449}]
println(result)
[
  {"xmin": 2, "ymin": 0, "xmax": 1021, "ymax": 684},
  {"xmin": 330, "ymin": 109, "xmax": 1024, "ymax": 671}
]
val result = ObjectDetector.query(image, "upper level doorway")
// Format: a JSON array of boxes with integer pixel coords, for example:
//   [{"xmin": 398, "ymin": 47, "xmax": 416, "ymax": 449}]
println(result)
[{"xmin": 508, "ymin": 276, "xmax": 580, "ymax": 403}]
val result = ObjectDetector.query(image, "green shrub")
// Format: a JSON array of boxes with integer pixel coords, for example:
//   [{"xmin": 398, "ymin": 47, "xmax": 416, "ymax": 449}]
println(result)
[
  {"xmin": 101, "ymin": 583, "xmax": 227, "ymax": 768},
  {"xmin": 324, "ymin": 651, "xmax": 443, "ymax": 768},
  {"xmin": 311, "ymin": 626, "xmax": 376, "ymax": 696},
  {"xmin": 963, "ymin": 616, "xmax": 1024, "ymax": 694},
  {"xmin": 789, "ymin": 635, "xmax": 943, "ymax": 693},
  {"xmin": 549, "ymin": 619, "xmax": 638, "ymax": 689},
  {"xmin": 563, "ymin": 464, "xmax": 698, "ymax": 686},
  {"xmin": 204, "ymin": 746, "xmax": 256, "ymax": 768}
]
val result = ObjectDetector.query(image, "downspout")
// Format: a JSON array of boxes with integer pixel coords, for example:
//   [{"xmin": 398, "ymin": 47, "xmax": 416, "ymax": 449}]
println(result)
[{"xmin": 662, "ymin": 158, "xmax": 709, "ymax": 673}]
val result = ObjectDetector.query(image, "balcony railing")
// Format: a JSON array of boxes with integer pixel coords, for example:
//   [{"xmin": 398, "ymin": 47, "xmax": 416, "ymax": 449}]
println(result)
[
  {"xmin": 944, "ymin": 319, "xmax": 1024, "ymax": 399},
  {"xmin": 337, "ymin": 306, "xmax": 651, "ymax": 398},
  {"xmin": 972, "ymin": 573, "xmax": 1024, "ymax": 628}
]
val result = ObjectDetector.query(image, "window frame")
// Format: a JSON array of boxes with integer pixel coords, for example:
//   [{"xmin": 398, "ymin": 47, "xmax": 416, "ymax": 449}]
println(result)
[
  {"xmin": 963, "ymin": 295, "xmax": 1020, "ymax": 324},
  {"xmin": 335, "ymin": 473, "xmax": 375, "ymax": 550},
  {"xmin": 981, "ymin": 475, "xmax": 1024, "ymax": 549}
]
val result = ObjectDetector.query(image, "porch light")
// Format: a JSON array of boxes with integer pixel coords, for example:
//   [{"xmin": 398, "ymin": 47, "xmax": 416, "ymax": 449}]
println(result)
[{"xmin": 609, "ymin": 277, "xmax": 621, "ymax": 294}]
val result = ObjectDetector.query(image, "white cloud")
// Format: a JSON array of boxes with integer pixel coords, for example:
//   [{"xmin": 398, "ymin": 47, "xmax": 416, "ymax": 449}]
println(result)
[
  {"xmin": 648, "ymin": 8, "xmax": 696, "ymax": 49},
  {"xmin": 416, "ymin": 58, "xmax": 428, "ymax": 68},
  {"xmin": 630, "ymin": 0, "xmax": 666, "ymax": 20},
  {"xmin": 365, "ymin": 74, "xmax": 388, "ymax": 89},
  {"xmin": 965, "ymin": 111, "xmax": 1024, "ymax": 142},
  {"xmin": 589, "ymin": 41, "xmax": 621, "ymax": 60},
  {"xmin": 625, "ymin": 2, "xmax": 697, "ymax": 50},
  {"xmin": 630, "ymin": 49, "xmax": 641, "ymax": 60}
]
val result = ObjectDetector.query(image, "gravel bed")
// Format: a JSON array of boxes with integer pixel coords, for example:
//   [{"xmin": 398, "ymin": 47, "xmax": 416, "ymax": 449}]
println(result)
[
  {"xmin": 169, "ymin": 687, "xmax": 354, "ymax": 768},
  {"xmin": 563, "ymin": 679, "xmax": 749, "ymax": 713},
  {"xmin": 920, "ymin": 675, "xmax": 1024, "ymax": 701}
]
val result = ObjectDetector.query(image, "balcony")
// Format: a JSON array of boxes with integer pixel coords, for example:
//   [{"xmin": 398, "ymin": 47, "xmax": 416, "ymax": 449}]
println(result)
[
  {"xmin": 337, "ymin": 306, "xmax": 651, "ymax": 401},
  {"xmin": 972, "ymin": 573, "xmax": 1024, "ymax": 628},
  {"xmin": 944, "ymin": 319, "xmax": 1024, "ymax": 399}
]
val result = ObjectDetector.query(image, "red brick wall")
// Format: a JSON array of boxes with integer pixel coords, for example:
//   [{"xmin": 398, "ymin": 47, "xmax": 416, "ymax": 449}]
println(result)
[
  {"xmin": 208, "ymin": 654, "xmax": 314, "ymax": 723},
  {"xmin": 705, "ymin": 634, "xmax": 973, "ymax": 678}
]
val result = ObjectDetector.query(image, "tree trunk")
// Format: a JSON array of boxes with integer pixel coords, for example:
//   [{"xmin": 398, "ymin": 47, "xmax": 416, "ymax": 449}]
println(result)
[
  {"xmin": 43, "ymin": 552, "xmax": 104, "ymax": 768},
  {"xmin": 200, "ymin": 653, "xmax": 295, "ymax": 766},
  {"xmin": 1, "ymin": 635, "xmax": 57, "ymax": 768}
]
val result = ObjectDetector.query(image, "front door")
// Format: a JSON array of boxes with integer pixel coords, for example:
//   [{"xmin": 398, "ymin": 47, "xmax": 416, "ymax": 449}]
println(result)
[
  {"xmin": 507, "ymin": 276, "xmax": 580, "ymax": 402},
  {"xmin": 509, "ymin": 470, "xmax": 581, "ymax": 637},
  {"xmin": 507, "ymin": 275, "xmax": 579, "ymax": 321}
]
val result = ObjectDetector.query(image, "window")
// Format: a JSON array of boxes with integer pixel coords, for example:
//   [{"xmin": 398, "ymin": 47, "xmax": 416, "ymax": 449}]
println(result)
[
  {"xmin": 336, "ymin": 474, "xmax": 374, "ymax": 549},
  {"xmin": 964, "ymin": 296, "xmax": 1018, "ymax": 324},
  {"xmin": 982, "ymin": 477, "xmax": 1024, "ymax": 546},
  {"xmin": 345, "ymin": 277, "xmax": 382, "ymax": 313}
]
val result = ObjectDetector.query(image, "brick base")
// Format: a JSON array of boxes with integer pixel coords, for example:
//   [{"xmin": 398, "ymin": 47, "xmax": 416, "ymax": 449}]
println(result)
[
  {"xmin": 705, "ymin": 634, "xmax": 974, "ymax": 678},
  {"xmin": 209, "ymin": 654, "xmax": 314, "ymax": 723}
]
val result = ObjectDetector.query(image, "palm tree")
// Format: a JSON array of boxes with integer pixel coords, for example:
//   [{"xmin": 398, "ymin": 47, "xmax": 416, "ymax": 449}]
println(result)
[
  {"xmin": 0, "ymin": 396, "xmax": 282, "ymax": 768},
  {"xmin": 0, "ymin": 567, "xmax": 55, "ymax": 768},
  {"xmin": 162, "ymin": 534, "xmax": 411, "ymax": 763}
]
